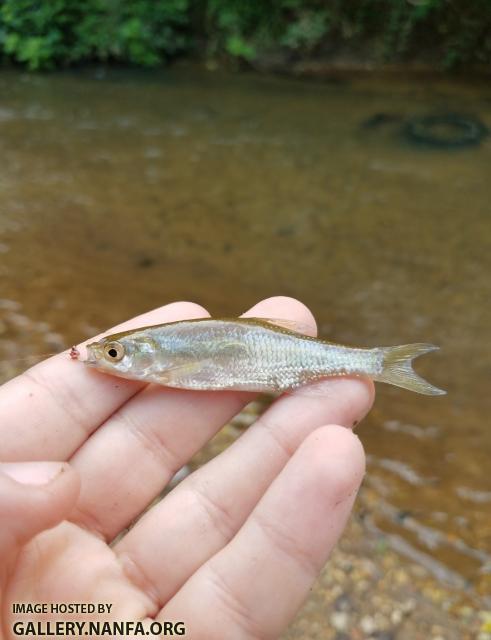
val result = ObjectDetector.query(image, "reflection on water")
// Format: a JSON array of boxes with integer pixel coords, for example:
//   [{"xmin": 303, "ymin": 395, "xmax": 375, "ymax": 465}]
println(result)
[{"xmin": 0, "ymin": 66, "xmax": 490, "ymax": 601}]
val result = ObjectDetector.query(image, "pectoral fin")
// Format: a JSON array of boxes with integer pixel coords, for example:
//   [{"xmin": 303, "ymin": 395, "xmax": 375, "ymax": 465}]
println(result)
[{"xmin": 155, "ymin": 361, "xmax": 210, "ymax": 385}]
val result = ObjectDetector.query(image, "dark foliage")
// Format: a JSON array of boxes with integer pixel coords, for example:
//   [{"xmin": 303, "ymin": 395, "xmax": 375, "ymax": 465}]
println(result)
[{"xmin": 0, "ymin": 0, "xmax": 490, "ymax": 70}]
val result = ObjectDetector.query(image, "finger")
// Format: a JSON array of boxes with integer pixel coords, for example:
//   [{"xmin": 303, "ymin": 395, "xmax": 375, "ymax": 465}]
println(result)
[
  {"xmin": 0, "ymin": 301, "xmax": 208, "ymax": 461},
  {"xmin": 115, "ymin": 376, "xmax": 373, "ymax": 604},
  {"xmin": 68, "ymin": 296, "xmax": 317, "ymax": 539},
  {"xmin": 0, "ymin": 462, "xmax": 80, "ymax": 579},
  {"xmin": 158, "ymin": 426, "xmax": 365, "ymax": 638}
]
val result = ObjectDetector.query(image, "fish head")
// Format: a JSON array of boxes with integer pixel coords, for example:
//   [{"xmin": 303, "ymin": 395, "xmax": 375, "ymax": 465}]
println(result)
[{"xmin": 85, "ymin": 333, "xmax": 157, "ymax": 380}]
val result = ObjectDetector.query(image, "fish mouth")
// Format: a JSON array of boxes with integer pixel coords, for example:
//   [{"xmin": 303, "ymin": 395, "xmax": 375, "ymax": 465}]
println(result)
[{"xmin": 85, "ymin": 342, "xmax": 103, "ymax": 366}]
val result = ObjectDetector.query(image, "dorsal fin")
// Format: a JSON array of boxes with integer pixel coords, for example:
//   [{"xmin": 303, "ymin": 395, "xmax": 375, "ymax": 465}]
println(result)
[{"xmin": 245, "ymin": 317, "xmax": 315, "ymax": 336}]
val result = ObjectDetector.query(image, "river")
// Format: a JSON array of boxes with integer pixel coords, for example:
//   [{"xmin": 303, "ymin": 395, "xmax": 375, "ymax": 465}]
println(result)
[{"xmin": 0, "ymin": 65, "xmax": 490, "ymax": 611}]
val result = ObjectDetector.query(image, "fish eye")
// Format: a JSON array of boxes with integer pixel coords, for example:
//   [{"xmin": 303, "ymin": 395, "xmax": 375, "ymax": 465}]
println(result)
[{"xmin": 103, "ymin": 341, "xmax": 124, "ymax": 362}]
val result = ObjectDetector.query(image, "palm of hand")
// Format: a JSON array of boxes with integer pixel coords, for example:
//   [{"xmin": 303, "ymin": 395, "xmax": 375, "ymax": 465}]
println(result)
[{"xmin": 0, "ymin": 298, "xmax": 372, "ymax": 640}]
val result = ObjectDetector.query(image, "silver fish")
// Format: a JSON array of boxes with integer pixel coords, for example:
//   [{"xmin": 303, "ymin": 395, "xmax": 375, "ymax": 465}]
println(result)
[{"xmin": 84, "ymin": 317, "xmax": 445, "ymax": 396}]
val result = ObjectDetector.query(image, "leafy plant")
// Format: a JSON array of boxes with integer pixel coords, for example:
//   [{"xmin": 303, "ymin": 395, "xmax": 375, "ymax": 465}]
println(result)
[
  {"xmin": 0, "ymin": 0, "xmax": 490, "ymax": 70},
  {"xmin": 280, "ymin": 9, "xmax": 330, "ymax": 52},
  {"xmin": 0, "ymin": 0, "xmax": 191, "ymax": 69}
]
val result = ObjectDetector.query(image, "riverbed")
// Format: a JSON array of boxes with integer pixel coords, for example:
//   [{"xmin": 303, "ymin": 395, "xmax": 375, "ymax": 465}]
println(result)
[{"xmin": 0, "ymin": 65, "xmax": 490, "ymax": 628}]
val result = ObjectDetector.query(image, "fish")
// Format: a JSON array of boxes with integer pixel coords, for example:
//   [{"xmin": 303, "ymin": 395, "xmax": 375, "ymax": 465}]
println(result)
[{"xmin": 83, "ymin": 317, "xmax": 446, "ymax": 396}]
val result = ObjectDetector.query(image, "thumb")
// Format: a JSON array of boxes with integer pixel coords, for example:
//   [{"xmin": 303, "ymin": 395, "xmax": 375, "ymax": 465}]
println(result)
[{"xmin": 0, "ymin": 462, "xmax": 80, "ymax": 573}]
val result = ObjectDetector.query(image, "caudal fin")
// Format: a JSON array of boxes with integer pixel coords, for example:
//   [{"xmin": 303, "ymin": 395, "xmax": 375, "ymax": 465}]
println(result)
[{"xmin": 375, "ymin": 344, "xmax": 446, "ymax": 396}]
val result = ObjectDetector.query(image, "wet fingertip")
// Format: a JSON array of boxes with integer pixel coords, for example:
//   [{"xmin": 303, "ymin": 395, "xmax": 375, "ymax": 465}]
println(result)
[
  {"xmin": 290, "ymin": 375, "xmax": 374, "ymax": 415},
  {"xmin": 161, "ymin": 301, "xmax": 210, "ymax": 319},
  {"xmin": 306, "ymin": 423, "xmax": 364, "ymax": 455},
  {"xmin": 243, "ymin": 296, "xmax": 317, "ymax": 335},
  {"xmin": 326, "ymin": 376, "xmax": 375, "ymax": 423},
  {"xmin": 356, "ymin": 376, "xmax": 376, "ymax": 413},
  {"xmin": 303, "ymin": 425, "xmax": 366, "ymax": 496}
]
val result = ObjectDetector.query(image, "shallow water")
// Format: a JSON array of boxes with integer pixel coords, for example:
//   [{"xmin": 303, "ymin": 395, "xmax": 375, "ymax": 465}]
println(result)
[{"xmin": 0, "ymin": 66, "xmax": 490, "ymax": 601}]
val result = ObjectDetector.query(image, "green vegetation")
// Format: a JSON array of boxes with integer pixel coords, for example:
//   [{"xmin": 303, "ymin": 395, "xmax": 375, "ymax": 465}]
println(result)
[{"xmin": 0, "ymin": 0, "xmax": 490, "ymax": 71}]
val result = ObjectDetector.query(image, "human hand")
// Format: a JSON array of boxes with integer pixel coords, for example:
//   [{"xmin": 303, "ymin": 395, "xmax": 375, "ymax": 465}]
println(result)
[{"xmin": 0, "ymin": 297, "xmax": 373, "ymax": 640}]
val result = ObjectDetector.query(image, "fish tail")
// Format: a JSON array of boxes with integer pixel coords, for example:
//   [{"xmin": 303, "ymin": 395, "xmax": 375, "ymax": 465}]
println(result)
[{"xmin": 375, "ymin": 344, "xmax": 446, "ymax": 396}]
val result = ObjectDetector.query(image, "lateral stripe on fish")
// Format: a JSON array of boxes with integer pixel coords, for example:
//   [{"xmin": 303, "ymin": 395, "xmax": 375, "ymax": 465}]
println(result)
[{"xmin": 83, "ymin": 317, "xmax": 445, "ymax": 396}]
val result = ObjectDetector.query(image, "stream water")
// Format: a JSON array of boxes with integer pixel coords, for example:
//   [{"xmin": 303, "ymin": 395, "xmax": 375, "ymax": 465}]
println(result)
[{"xmin": 0, "ymin": 65, "xmax": 490, "ymax": 602}]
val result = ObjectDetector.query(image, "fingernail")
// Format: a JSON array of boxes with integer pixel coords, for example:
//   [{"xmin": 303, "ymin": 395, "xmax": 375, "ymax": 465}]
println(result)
[{"xmin": 1, "ymin": 462, "xmax": 68, "ymax": 486}]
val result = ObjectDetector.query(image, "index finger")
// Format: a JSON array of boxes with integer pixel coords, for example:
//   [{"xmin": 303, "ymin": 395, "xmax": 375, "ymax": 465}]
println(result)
[{"xmin": 0, "ymin": 301, "xmax": 209, "ymax": 462}]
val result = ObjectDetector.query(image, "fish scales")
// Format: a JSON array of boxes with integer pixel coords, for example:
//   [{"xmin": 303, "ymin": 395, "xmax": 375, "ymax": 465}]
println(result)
[
  {"xmin": 157, "ymin": 320, "xmax": 375, "ymax": 391},
  {"xmin": 83, "ymin": 317, "xmax": 445, "ymax": 396}
]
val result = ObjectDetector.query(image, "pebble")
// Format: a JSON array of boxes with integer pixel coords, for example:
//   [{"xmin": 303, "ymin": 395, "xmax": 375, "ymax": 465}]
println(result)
[
  {"xmin": 401, "ymin": 598, "xmax": 416, "ymax": 614},
  {"xmin": 395, "ymin": 569, "xmax": 409, "ymax": 584},
  {"xmin": 333, "ymin": 594, "xmax": 353, "ymax": 612},
  {"xmin": 44, "ymin": 331, "xmax": 65, "ymax": 349},
  {"xmin": 360, "ymin": 615, "xmax": 377, "ymax": 634},
  {"xmin": 330, "ymin": 611, "xmax": 349, "ymax": 632},
  {"xmin": 355, "ymin": 578, "xmax": 370, "ymax": 593},
  {"xmin": 7, "ymin": 312, "xmax": 31, "ymax": 330},
  {"xmin": 480, "ymin": 611, "xmax": 491, "ymax": 632},
  {"xmin": 0, "ymin": 298, "xmax": 21, "ymax": 311},
  {"xmin": 390, "ymin": 609, "xmax": 403, "ymax": 625}
]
